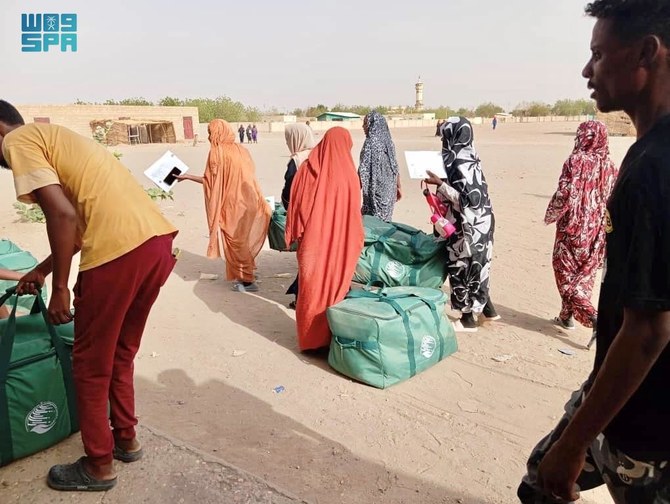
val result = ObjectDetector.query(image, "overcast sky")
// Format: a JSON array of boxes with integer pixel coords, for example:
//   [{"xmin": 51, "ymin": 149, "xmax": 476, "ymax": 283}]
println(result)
[{"xmin": 2, "ymin": 0, "xmax": 597, "ymax": 112}]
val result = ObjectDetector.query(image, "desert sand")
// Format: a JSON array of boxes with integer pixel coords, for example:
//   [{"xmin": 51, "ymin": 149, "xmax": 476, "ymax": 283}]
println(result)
[{"xmin": 0, "ymin": 121, "xmax": 635, "ymax": 503}]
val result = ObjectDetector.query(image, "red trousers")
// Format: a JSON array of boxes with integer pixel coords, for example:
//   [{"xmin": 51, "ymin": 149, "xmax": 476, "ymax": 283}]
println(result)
[{"xmin": 72, "ymin": 235, "xmax": 176, "ymax": 467}]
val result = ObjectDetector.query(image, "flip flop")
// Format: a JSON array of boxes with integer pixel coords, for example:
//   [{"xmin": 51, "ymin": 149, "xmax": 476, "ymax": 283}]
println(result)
[
  {"xmin": 47, "ymin": 457, "xmax": 117, "ymax": 492},
  {"xmin": 113, "ymin": 445, "xmax": 144, "ymax": 463}
]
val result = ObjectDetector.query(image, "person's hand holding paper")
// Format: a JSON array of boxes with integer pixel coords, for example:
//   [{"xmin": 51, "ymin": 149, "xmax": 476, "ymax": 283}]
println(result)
[{"xmin": 404, "ymin": 151, "xmax": 447, "ymax": 180}]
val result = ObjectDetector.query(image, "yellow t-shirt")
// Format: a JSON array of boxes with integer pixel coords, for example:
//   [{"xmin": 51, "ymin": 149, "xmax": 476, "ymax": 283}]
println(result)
[{"xmin": 2, "ymin": 124, "xmax": 178, "ymax": 271}]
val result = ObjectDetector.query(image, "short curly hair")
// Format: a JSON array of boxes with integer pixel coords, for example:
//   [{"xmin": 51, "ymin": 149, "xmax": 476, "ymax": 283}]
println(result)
[
  {"xmin": 585, "ymin": 0, "xmax": 670, "ymax": 46},
  {"xmin": 0, "ymin": 100, "xmax": 24, "ymax": 126}
]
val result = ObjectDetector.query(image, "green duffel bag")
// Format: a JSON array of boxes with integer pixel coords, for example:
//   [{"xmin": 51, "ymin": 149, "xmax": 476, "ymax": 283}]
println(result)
[
  {"xmin": 0, "ymin": 240, "xmax": 22, "ymax": 256},
  {"xmin": 354, "ymin": 216, "xmax": 448, "ymax": 289},
  {"xmin": 0, "ymin": 244, "xmax": 48, "ymax": 313},
  {"xmin": 268, "ymin": 203, "xmax": 297, "ymax": 252},
  {"xmin": 327, "ymin": 287, "xmax": 458, "ymax": 389},
  {"xmin": 0, "ymin": 288, "xmax": 78, "ymax": 467}
]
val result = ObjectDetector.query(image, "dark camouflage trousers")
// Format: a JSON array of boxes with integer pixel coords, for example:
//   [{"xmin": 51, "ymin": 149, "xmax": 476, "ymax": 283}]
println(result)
[{"xmin": 518, "ymin": 383, "xmax": 670, "ymax": 503}]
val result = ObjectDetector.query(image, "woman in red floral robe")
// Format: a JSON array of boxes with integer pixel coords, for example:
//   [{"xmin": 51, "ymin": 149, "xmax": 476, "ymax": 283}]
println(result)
[{"xmin": 545, "ymin": 121, "xmax": 618, "ymax": 330}]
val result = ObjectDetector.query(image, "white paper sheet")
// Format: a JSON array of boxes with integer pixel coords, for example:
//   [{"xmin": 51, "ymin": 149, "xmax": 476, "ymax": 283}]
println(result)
[
  {"xmin": 144, "ymin": 151, "xmax": 191, "ymax": 192},
  {"xmin": 404, "ymin": 151, "xmax": 447, "ymax": 180}
]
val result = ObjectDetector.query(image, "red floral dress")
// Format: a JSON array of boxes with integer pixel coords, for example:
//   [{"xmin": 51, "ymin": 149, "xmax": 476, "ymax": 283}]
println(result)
[{"xmin": 545, "ymin": 121, "xmax": 619, "ymax": 327}]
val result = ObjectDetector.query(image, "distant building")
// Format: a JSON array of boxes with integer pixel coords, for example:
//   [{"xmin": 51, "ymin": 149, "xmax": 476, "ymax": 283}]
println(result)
[
  {"xmin": 15, "ymin": 104, "xmax": 199, "ymax": 143},
  {"xmin": 264, "ymin": 114, "xmax": 297, "ymax": 123},
  {"xmin": 316, "ymin": 112, "xmax": 362, "ymax": 122}
]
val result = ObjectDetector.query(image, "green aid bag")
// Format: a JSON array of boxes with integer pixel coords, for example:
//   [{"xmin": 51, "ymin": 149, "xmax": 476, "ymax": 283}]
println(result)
[
  {"xmin": 354, "ymin": 216, "xmax": 448, "ymax": 289},
  {"xmin": 268, "ymin": 204, "xmax": 297, "ymax": 252},
  {"xmin": 0, "ymin": 288, "xmax": 78, "ymax": 466},
  {"xmin": 327, "ymin": 287, "xmax": 458, "ymax": 389}
]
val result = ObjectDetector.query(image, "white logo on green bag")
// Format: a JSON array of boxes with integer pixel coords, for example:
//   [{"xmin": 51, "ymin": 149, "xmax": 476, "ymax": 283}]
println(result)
[
  {"xmin": 385, "ymin": 261, "xmax": 406, "ymax": 280},
  {"xmin": 420, "ymin": 336, "xmax": 437, "ymax": 359},
  {"xmin": 25, "ymin": 401, "xmax": 58, "ymax": 434}
]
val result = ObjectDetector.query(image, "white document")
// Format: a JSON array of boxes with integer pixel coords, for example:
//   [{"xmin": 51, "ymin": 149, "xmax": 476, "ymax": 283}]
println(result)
[
  {"xmin": 144, "ymin": 151, "xmax": 190, "ymax": 192},
  {"xmin": 404, "ymin": 151, "xmax": 447, "ymax": 180}
]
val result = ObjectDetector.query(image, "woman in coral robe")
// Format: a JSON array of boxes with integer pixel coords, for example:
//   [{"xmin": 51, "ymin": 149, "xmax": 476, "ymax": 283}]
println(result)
[{"xmin": 285, "ymin": 127, "xmax": 364, "ymax": 351}]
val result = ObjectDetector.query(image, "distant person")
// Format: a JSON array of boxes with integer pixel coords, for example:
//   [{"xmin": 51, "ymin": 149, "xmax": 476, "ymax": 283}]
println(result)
[
  {"xmin": 246, "ymin": 124, "xmax": 252, "ymax": 143},
  {"xmin": 305, "ymin": 120, "xmax": 311, "ymax": 129},
  {"xmin": 285, "ymin": 127, "xmax": 364, "ymax": 351},
  {"xmin": 282, "ymin": 124, "xmax": 316, "ymax": 209},
  {"xmin": 424, "ymin": 117, "xmax": 498, "ymax": 332},
  {"xmin": 281, "ymin": 123, "xmax": 316, "ymax": 309},
  {"xmin": 545, "ymin": 120, "xmax": 618, "ymax": 331},
  {"xmin": 0, "ymin": 99, "xmax": 177, "ymax": 491},
  {"xmin": 492, "ymin": 116, "xmax": 498, "ymax": 130},
  {"xmin": 177, "ymin": 119, "xmax": 271, "ymax": 292},
  {"xmin": 359, "ymin": 111, "xmax": 401, "ymax": 222},
  {"xmin": 238, "ymin": 124, "xmax": 245, "ymax": 143},
  {"xmin": 251, "ymin": 124, "xmax": 258, "ymax": 143},
  {"xmin": 518, "ymin": 1, "xmax": 670, "ymax": 502}
]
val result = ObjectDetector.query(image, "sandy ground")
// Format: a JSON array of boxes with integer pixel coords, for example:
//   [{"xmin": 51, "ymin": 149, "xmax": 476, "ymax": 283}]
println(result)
[{"xmin": 0, "ymin": 122, "xmax": 635, "ymax": 503}]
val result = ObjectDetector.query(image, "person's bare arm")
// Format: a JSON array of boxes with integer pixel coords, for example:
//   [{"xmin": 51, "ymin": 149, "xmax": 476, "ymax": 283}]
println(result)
[
  {"xmin": 564, "ymin": 308, "xmax": 670, "ymax": 445},
  {"xmin": 0, "ymin": 268, "xmax": 22, "ymax": 282},
  {"xmin": 176, "ymin": 174, "xmax": 204, "ymax": 184},
  {"xmin": 22, "ymin": 185, "xmax": 77, "ymax": 324},
  {"xmin": 538, "ymin": 308, "xmax": 670, "ymax": 500}
]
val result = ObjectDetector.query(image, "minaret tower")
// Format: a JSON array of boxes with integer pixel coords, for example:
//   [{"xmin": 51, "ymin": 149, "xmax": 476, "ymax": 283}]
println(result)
[{"xmin": 415, "ymin": 76, "xmax": 424, "ymax": 111}]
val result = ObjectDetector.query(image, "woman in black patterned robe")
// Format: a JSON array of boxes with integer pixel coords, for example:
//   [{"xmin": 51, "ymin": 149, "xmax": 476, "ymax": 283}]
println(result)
[{"xmin": 425, "ymin": 117, "xmax": 499, "ymax": 332}]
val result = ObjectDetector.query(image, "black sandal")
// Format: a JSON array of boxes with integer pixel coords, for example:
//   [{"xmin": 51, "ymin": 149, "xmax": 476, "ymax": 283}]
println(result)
[
  {"xmin": 113, "ymin": 445, "xmax": 144, "ymax": 463},
  {"xmin": 47, "ymin": 457, "xmax": 117, "ymax": 492}
]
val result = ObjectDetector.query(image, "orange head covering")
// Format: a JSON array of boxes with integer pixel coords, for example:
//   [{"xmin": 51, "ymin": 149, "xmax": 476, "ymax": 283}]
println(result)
[
  {"xmin": 204, "ymin": 119, "xmax": 270, "ymax": 282},
  {"xmin": 286, "ymin": 127, "xmax": 359, "ymax": 244}
]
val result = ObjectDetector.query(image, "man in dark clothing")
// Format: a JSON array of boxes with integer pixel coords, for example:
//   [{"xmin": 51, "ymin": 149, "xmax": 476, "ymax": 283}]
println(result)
[{"xmin": 518, "ymin": 1, "xmax": 670, "ymax": 502}]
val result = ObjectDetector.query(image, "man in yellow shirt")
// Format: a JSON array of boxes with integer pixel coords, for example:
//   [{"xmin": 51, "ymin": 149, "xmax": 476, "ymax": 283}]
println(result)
[{"xmin": 0, "ymin": 100, "xmax": 178, "ymax": 491}]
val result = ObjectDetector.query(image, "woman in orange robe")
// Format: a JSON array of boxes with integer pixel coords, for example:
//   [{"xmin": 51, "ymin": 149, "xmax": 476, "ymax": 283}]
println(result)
[
  {"xmin": 178, "ymin": 119, "xmax": 271, "ymax": 291},
  {"xmin": 286, "ymin": 127, "xmax": 364, "ymax": 351}
]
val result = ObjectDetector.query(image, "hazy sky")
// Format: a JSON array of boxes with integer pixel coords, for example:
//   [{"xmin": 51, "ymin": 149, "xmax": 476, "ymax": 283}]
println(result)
[{"xmin": 2, "ymin": 0, "xmax": 597, "ymax": 112}]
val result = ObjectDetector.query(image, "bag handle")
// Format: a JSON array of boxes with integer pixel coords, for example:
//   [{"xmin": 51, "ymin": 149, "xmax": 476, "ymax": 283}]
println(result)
[
  {"xmin": 0, "ymin": 293, "xmax": 19, "ymax": 464},
  {"xmin": 369, "ymin": 227, "xmax": 397, "ymax": 285},
  {"xmin": 0, "ymin": 287, "xmax": 78, "ymax": 465}
]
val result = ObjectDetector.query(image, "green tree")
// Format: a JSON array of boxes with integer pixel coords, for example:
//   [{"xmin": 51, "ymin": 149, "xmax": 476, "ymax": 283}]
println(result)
[
  {"xmin": 428, "ymin": 106, "xmax": 456, "ymax": 120},
  {"xmin": 552, "ymin": 99, "xmax": 596, "ymax": 116},
  {"xmin": 292, "ymin": 108, "xmax": 305, "ymax": 118},
  {"xmin": 456, "ymin": 107, "xmax": 475, "ymax": 117},
  {"xmin": 513, "ymin": 101, "xmax": 552, "ymax": 117},
  {"xmin": 158, "ymin": 96, "xmax": 183, "ymax": 107},
  {"xmin": 104, "ymin": 97, "xmax": 154, "ymax": 106},
  {"xmin": 306, "ymin": 104, "xmax": 328, "ymax": 118},
  {"xmin": 474, "ymin": 102, "xmax": 505, "ymax": 118}
]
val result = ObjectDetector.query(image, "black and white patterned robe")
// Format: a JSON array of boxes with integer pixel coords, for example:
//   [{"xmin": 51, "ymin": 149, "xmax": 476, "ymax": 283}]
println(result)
[{"xmin": 437, "ymin": 117, "xmax": 495, "ymax": 314}]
